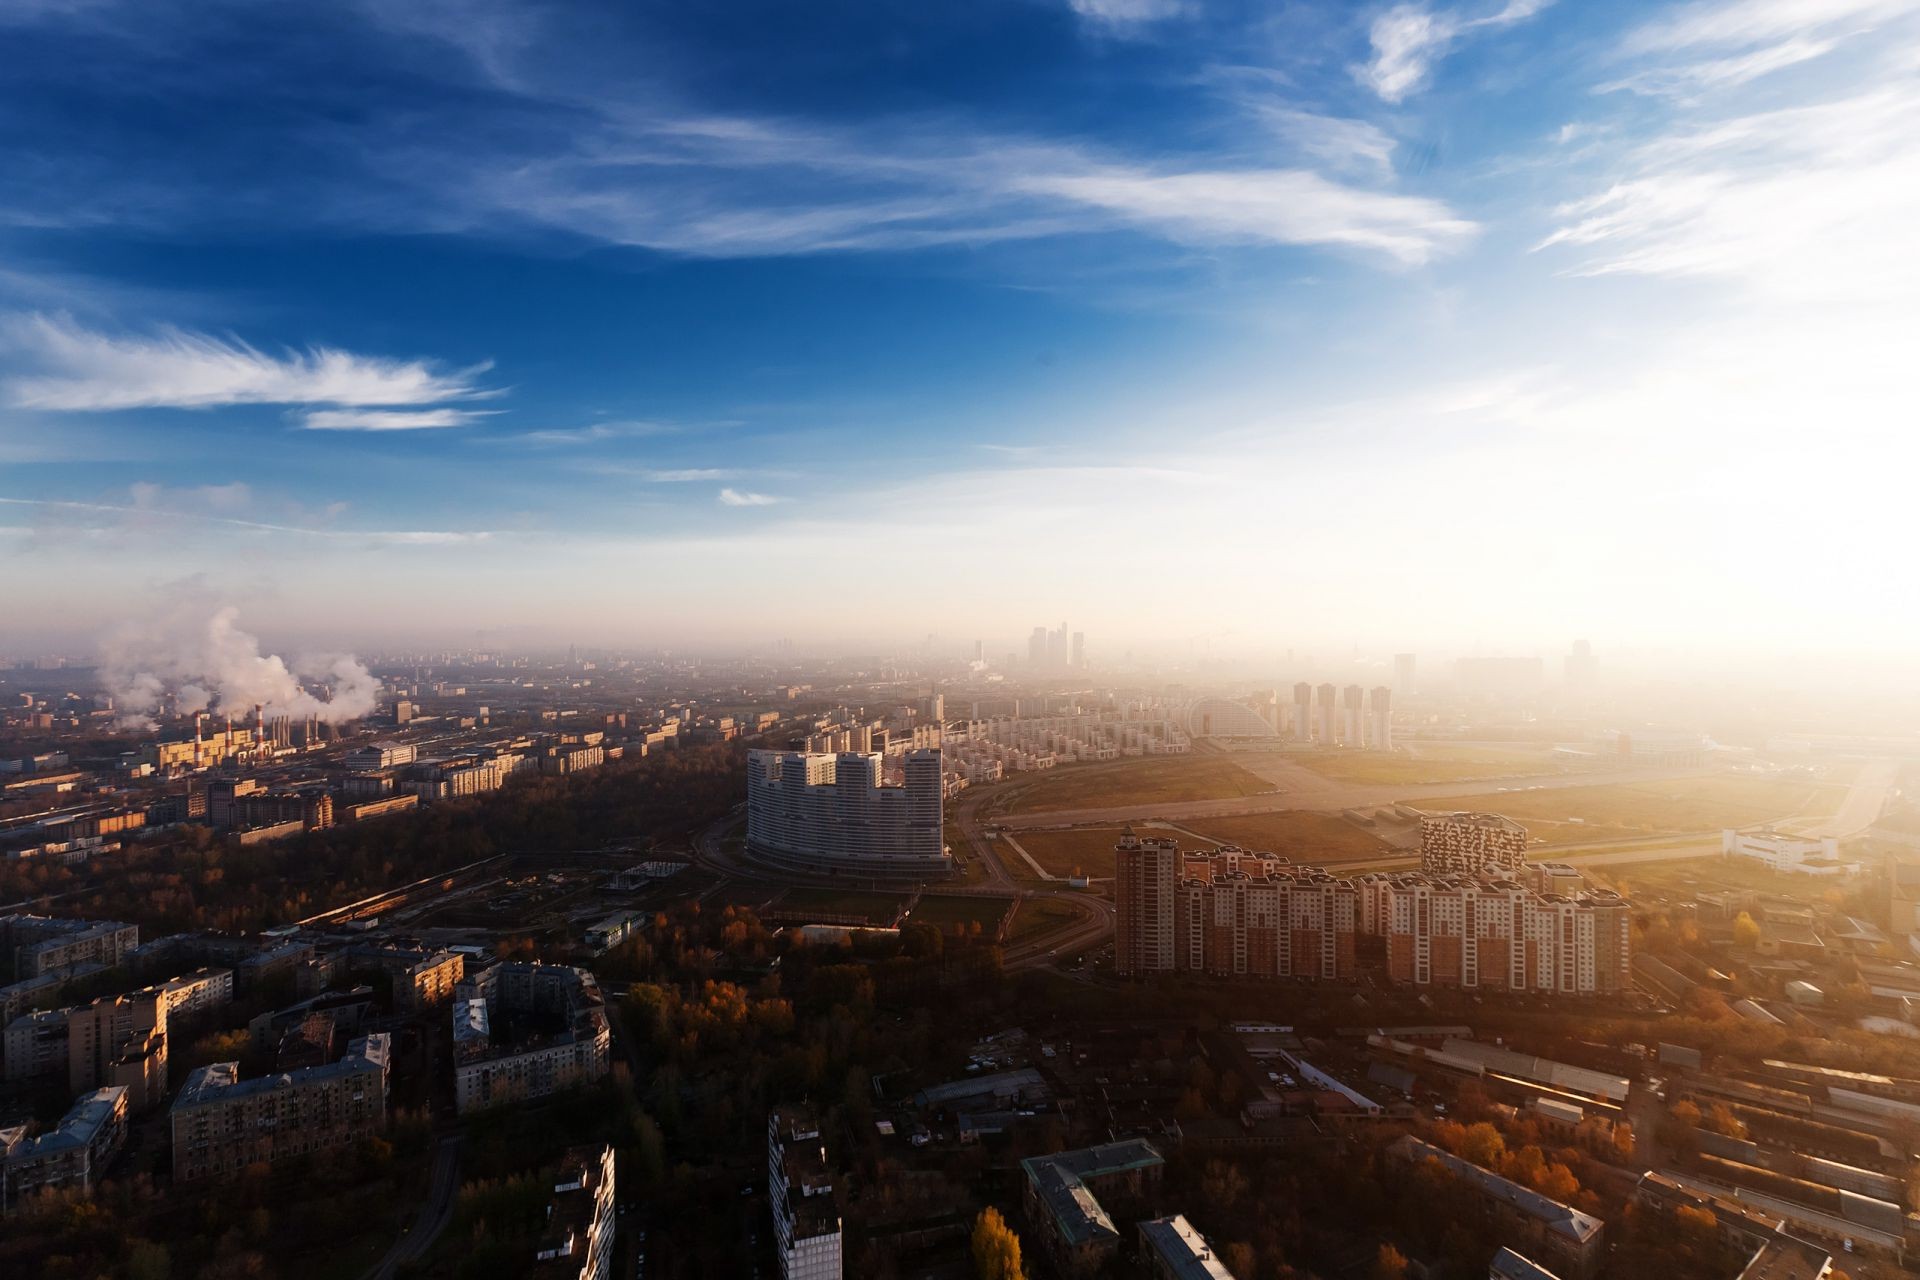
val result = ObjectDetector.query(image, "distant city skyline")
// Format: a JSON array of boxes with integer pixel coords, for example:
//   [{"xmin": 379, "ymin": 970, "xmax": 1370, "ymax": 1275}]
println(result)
[{"xmin": 1, "ymin": 1, "xmax": 1916, "ymax": 663}]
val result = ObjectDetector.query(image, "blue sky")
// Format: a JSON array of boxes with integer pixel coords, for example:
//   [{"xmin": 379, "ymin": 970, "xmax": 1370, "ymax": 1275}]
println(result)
[{"xmin": 2, "ymin": 0, "xmax": 1916, "ymax": 660}]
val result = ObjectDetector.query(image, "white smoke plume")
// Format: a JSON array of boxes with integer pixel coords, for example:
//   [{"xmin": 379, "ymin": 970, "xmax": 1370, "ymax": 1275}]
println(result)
[{"xmin": 104, "ymin": 599, "xmax": 379, "ymax": 730}]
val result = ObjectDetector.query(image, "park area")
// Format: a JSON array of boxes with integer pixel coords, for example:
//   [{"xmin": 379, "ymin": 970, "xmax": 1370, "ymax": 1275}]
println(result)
[
  {"xmin": 1428, "ymin": 775, "xmax": 1846, "ymax": 846},
  {"xmin": 990, "ymin": 754, "xmax": 1272, "ymax": 815}
]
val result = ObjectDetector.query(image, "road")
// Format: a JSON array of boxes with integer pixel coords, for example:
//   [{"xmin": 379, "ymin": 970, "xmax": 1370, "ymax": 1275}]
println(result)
[
  {"xmin": 362, "ymin": 1135, "xmax": 462, "ymax": 1280},
  {"xmin": 1793, "ymin": 756, "xmax": 1899, "ymax": 838},
  {"xmin": 987, "ymin": 762, "xmax": 1718, "ymax": 831}
]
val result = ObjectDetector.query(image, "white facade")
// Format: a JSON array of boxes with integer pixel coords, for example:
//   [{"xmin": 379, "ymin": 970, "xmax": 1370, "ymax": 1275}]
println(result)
[
  {"xmin": 1722, "ymin": 828, "xmax": 1857, "ymax": 876},
  {"xmin": 746, "ymin": 750, "xmax": 946, "ymax": 875}
]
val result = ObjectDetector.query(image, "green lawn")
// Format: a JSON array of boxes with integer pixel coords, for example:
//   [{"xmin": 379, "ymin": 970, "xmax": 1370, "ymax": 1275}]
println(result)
[
  {"xmin": 767, "ymin": 887, "xmax": 910, "ymax": 924},
  {"xmin": 1418, "ymin": 776, "xmax": 1844, "ymax": 844},
  {"xmin": 1008, "ymin": 897, "xmax": 1080, "ymax": 942},
  {"xmin": 1179, "ymin": 811, "xmax": 1394, "ymax": 862},
  {"xmin": 1008, "ymin": 827, "xmax": 1138, "ymax": 878},
  {"xmin": 907, "ymin": 894, "xmax": 1016, "ymax": 934},
  {"xmin": 992, "ymin": 755, "xmax": 1271, "ymax": 815},
  {"xmin": 1290, "ymin": 745, "xmax": 1560, "ymax": 786}
]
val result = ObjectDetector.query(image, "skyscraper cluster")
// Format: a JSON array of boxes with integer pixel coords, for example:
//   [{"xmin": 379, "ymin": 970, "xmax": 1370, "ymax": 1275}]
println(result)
[
  {"xmin": 1289, "ymin": 682, "xmax": 1392, "ymax": 749},
  {"xmin": 1026, "ymin": 623, "xmax": 1086, "ymax": 672}
]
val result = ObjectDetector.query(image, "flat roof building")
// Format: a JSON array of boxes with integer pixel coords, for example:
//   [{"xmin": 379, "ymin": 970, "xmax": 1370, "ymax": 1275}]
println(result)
[
  {"xmin": 0, "ymin": 1086, "xmax": 128, "ymax": 1214},
  {"xmin": 746, "ymin": 749, "xmax": 946, "ymax": 877},
  {"xmin": 170, "ymin": 1034, "xmax": 389, "ymax": 1181},
  {"xmin": 1021, "ymin": 1139, "xmax": 1166, "ymax": 1276},
  {"xmin": 1139, "ymin": 1214, "xmax": 1240, "ymax": 1280},
  {"xmin": 769, "ymin": 1106, "xmax": 841, "ymax": 1280}
]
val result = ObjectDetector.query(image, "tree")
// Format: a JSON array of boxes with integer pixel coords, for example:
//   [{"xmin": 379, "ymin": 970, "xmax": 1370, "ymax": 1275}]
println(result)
[
  {"xmin": 972, "ymin": 1207, "xmax": 1026, "ymax": 1280},
  {"xmin": 1732, "ymin": 911, "xmax": 1762, "ymax": 948},
  {"xmin": 1459, "ymin": 1121, "xmax": 1506, "ymax": 1169}
]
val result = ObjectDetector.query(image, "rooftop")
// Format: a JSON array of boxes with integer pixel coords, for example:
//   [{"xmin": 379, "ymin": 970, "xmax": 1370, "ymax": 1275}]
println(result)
[
  {"xmin": 1139, "ymin": 1215, "xmax": 1239, "ymax": 1279},
  {"xmin": 1021, "ymin": 1139, "xmax": 1165, "ymax": 1248},
  {"xmin": 1390, "ymin": 1137, "xmax": 1602, "ymax": 1244}
]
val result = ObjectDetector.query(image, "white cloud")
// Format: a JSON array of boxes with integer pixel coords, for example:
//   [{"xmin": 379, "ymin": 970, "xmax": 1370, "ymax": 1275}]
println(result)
[
  {"xmin": 1606, "ymin": 0, "xmax": 1916, "ymax": 97},
  {"xmin": 1538, "ymin": 82, "xmax": 1920, "ymax": 300},
  {"xmin": 1066, "ymin": 0, "xmax": 1189, "ymax": 26},
  {"xmin": 1017, "ymin": 164, "xmax": 1475, "ymax": 264},
  {"xmin": 300, "ymin": 408, "xmax": 495, "ymax": 431},
  {"xmin": 2, "ymin": 314, "xmax": 494, "ymax": 411},
  {"xmin": 1622, "ymin": 0, "xmax": 1911, "ymax": 55},
  {"xmin": 1356, "ymin": 0, "xmax": 1554, "ymax": 103},
  {"xmin": 718, "ymin": 487, "xmax": 780, "ymax": 506},
  {"xmin": 1249, "ymin": 106, "xmax": 1398, "ymax": 175},
  {"xmin": 637, "ymin": 468, "xmax": 735, "ymax": 481},
  {"xmin": 0, "ymin": 495, "xmax": 496, "ymax": 545}
]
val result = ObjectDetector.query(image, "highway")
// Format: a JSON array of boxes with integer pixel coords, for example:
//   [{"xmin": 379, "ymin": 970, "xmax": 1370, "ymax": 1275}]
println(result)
[
  {"xmin": 362, "ymin": 1135, "xmax": 463, "ymax": 1280},
  {"xmin": 1793, "ymin": 756, "xmax": 1899, "ymax": 838}
]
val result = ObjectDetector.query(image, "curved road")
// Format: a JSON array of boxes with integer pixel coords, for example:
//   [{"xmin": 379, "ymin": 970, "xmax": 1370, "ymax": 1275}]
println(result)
[
  {"xmin": 693, "ymin": 794, "xmax": 1113, "ymax": 969},
  {"xmin": 363, "ymin": 1135, "xmax": 462, "ymax": 1280}
]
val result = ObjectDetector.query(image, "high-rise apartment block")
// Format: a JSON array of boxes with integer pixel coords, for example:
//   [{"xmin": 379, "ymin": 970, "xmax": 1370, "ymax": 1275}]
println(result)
[
  {"xmin": 1342, "ymin": 684, "xmax": 1365, "ymax": 747},
  {"xmin": 1420, "ymin": 812, "xmax": 1529, "ymax": 875},
  {"xmin": 1358, "ymin": 874, "xmax": 1631, "ymax": 994},
  {"xmin": 769, "ymin": 1106, "xmax": 842, "ymax": 1280},
  {"xmin": 1115, "ymin": 831, "xmax": 1182, "ymax": 976},
  {"xmin": 1291, "ymin": 683, "xmax": 1312, "ymax": 740},
  {"xmin": 1394, "ymin": 653, "xmax": 1416, "ymax": 695},
  {"xmin": 1369, "ymin": 686, "xmax": 1392, "ymax": 751},
  {"xmin": 745, "ymin": 750, "xmax": 946, "ymax": 876},
  {"xmin": 1117, "ymin": 833, "xmax": 1627, "ymax": 995},
  {"xmin": 1315, "ymin": 683, "xmax": 1338, "ymax": 745},
  {"xmin": 1117, "ymin": 836, "xmax": 1359, "ymax": 981}
]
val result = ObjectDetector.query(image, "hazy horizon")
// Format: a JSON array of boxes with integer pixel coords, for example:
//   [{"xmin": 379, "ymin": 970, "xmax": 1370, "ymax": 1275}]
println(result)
[{"xmin": 3, "ymin": 0, "xmax": 1917, "ymax": 669}]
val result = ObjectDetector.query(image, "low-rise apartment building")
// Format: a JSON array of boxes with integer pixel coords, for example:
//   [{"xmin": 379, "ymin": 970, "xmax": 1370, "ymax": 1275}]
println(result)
[
  {"xmin": 1021, "ymin": 1139, "xmax": 1167, "ymax": 1276},
  {"xmin": 1388, "ymin": 1136, "xmax": 1604, "ymax": 1278},
  {"xmin": 0, "ymin": 1087, "xmax": 129, "ymax": 1213},
  {"xmin": 452, "ymin": 964, "xmax": 609, "ymax": 1114},
  {"xmin": 170, "ymin": 1034, "xmax": 390, "ymax": 1181}
]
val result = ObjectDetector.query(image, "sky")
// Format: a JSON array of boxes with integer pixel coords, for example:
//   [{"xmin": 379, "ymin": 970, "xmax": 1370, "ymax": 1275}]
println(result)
[{"xmin": 1, "ymin": 0, "xmax": 1917, "ymax": 664}]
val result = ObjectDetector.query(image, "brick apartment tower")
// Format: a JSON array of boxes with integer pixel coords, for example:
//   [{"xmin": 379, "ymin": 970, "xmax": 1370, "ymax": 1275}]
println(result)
[{"xmin": 1114, "ymin": 828, "xmax": 1179, "ymax": 976}]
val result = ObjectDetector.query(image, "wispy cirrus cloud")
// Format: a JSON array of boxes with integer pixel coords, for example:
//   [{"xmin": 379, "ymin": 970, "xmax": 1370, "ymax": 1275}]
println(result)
[
  {"xmin": 1602, "ymin": 0, "xmax": 1913, "ymax": 97},
  {"xmin": 1538, "ymin": 78, "xmax": 1920, "ymax": 300},
  {"xmin": 718, "ymin": 487, "xmax": 780, "ymax": 507},
  {"xmin": 0, "ymin": 494, "xmax": 497, "ymax": 546},
  {"xmin": 1064, "ymin": 0, "xmax": 1190, "ymax": 31},
  {"xmin": 2, "ymin": 314, "xmax": 494, "ymax": 411},
  {"xmin": 1356, "ymin": 0, "xmax": 1554, "ymax": 104},
  {"xmin": 0, "ymin": 3, "xmax": 1479, "ymax": 272},
  {"xmin": 300, "ymin": 408, "xmax": 497, "ymax": 431},
  {"xmin": 1017, "ymin": 163, "xmax": 1474, "ymax": 264}
]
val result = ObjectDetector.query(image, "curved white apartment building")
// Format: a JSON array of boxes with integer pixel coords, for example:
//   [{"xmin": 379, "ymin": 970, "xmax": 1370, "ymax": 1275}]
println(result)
[{"xmin": 746, "ymin": 750, "xmax": 946, "ymax": 876}]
